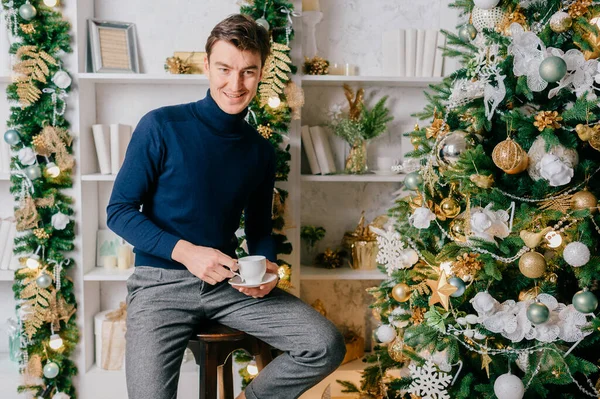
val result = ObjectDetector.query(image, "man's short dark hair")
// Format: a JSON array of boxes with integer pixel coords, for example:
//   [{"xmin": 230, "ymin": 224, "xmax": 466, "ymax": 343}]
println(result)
[{"xmin": 206, "ymin": 14, "xmax": 271, "ymax": 67}]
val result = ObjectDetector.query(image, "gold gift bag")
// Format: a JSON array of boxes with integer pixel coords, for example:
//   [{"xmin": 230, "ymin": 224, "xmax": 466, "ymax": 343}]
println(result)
[{"xmin": 342, "ymin": 212, "xmax": 379, "ymax": 270}]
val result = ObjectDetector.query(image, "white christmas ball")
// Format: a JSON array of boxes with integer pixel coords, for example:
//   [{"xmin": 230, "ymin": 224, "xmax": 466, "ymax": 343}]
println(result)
[
  {"xmin": 473, "ymin": 0, "xmax": 500, "ymax": 9},
  {"xmin": 527, "ymin": 136, "xmax": 578, "ymax": 182},
  {"xmin": 402, "ymin": 249, "xmax": 419, "ymax": 266},
  {"xmin": 375, "ymin": 324, "xmax": 397, "ymax": 344},
  {"xmin": 18, "ymin": 147, "xmax": 37, "ymax": 165},
  {"xmin": 471, "ymin": 6, "xmax": 507, "ymax": 32},
  {"xmin": 52, "ymin": 71, "xmax": 72, "ymax": 89},
  {"xmin": 51, "ymin": 212, "xmax": 70, "ymax": 230},
  {"xmin": 494, "ymin": 373, "xmax": 525, "ymax": 399},
  {"xmin": 563, "ymin": 242, "xmax": 590, "ymax": 267}
]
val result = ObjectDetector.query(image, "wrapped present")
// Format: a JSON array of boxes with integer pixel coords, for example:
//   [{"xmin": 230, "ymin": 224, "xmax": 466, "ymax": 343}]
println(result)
[
  {"xmin": 341, "ymin": 332, "xmax": 364, "ymax": 365},
  {"xmin": 94, "ymin": 302, "xmax": 127, "ymax": 370},
  {"xmin": 342, "ymin": 212, "xmax": 379, "ymax": 270},
  {"xmin": 173, "ymin": 51, "xmax": 206, "ymax": 74}
]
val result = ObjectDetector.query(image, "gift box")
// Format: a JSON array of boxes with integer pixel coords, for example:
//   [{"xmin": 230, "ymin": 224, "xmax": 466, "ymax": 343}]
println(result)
[
  {"xmin": 341, "ymin": 334, "xmax": 364, "ymax": 365},
  {"xmin": 173, "ymin": 51, "xmax": 206, "ymax": 74},
  {"xmin": 94, "ymin": 302, "xmax": 127, "ymax": 370}
]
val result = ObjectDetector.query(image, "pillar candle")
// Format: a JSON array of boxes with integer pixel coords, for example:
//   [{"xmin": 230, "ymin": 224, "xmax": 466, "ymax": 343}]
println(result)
[
  {"xmin": 117, "ymin": 245, "xmax": 131, "ymax": 270},
  {"xmin": 103, "ymin": 255, "xmax": 117, "ymax": 269}
]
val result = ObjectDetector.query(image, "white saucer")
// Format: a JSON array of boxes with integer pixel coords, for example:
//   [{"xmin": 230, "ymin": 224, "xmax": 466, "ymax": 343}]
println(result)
[
  {"xmin": 228, "ymin": 272, "xmax": 278, "ymax": 288},
  {"xmin": 372, "ymin": 169, "xmax": 400, "ymax": 175}
]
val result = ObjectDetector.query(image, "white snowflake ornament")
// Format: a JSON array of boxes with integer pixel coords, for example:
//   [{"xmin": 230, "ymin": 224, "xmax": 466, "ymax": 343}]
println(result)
[
  {"xmin": 408, "ymin": 360, "xmax": 452, "ymax": 399},
  {"xmin": 370, "ymin": 226, "xmax": 418, "ymax": 275}
]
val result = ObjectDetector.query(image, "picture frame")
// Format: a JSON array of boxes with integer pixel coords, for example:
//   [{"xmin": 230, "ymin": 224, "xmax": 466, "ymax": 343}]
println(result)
[
  {"xmin": 96, "ymin": 229, "xmax": 123, "ymax": 266},
  {"xmin": 88, "ymin": 19, "xmax": 139, "ymax": 73}
]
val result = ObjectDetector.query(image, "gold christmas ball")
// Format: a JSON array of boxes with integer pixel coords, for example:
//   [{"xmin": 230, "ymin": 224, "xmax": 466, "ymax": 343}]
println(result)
[
  {"xmin": 549, "ymin": 11, "xmax": 572, "ymax": 33},
  {"xmin": 518, "ymin": 286, "xmax": 541, "ymax": 301},
  {"xmin": 519, "ymin": 252, "xmax": 547, "ymax": 278},
  {"xmin": 492, "ymin": 138, "xmax": 528, "ymax": 174},
  {"xmin": 392, "ymin": 283, "xmax": 411, "ymax": 302},
  {"xmin": 440, "ymin": 197, "xmax": 461, "ymax": 218},
  {"xmin": 545, "ymin": 272, "xmax": 558, "ymax": 284},
  {"xmin": 388, "ymin": 337, "xmax": 407, "ymax": 362},
  {"xmin": 571, "ymin": 190, "xmax": 598, "ymax": 213},
  {"xmin": 449, "ymin": 218, "xmax": 467, "ymax": 242}
]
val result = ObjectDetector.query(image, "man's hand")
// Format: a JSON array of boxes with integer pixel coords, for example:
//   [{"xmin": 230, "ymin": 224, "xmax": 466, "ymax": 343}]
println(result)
[
  {"xmin": 235, "ymin": 260, "xmax": 279, "ymax": 298},
  {"xmin": 172, "ymin": 240, "xmax": 238, "ymax": 285}
]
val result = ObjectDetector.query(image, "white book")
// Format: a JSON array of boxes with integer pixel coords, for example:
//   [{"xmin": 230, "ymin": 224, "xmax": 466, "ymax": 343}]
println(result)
[
  {"xmin": 0, "ymin": 138, "xmax": 10, "ymax": 174},
  {"xmin": 405, "ymin": 29, "xmax": 417, "ymax": 77},
  {"xmin": 92, "ymin": 124, "xmax": 111, "ymax": 175},
  {"xmin": 415, "ymin": 29, "xmax": 425, "ymax": 77},
  {"xmin": 0, "ymin": 14, "xmax": 10, "ymax": 76},
  {"xmin": 301, "ymin": 125, "xmax": 321, "ymax": 175},
  {"xmin": 0, "ymin": 221, "xmax": 10, "ymax": 270},
  {"xmin": 422, "ymin": 30, "xmax": 438, "ymax": 77},
  {"xmin": 398, "ymin": 29, "xmax": 406, "ymax": 77},
  {"xmin": 110, "ymin": 124, "xmax": 132, "ymax": 174},
  {"xmin": 1, "ymin": 222, "xmax": 16, "ymax": 270},
  {"xmin": 309, "ymin": 126, "xmax": 336, "ymax": 175},
  {"xmin": 433, "ymin": 33, "xmax": 446, "ymax": 78},
  {"xmin": 382, "ymin": 30, "xmax": 401, "ymax": 76}
]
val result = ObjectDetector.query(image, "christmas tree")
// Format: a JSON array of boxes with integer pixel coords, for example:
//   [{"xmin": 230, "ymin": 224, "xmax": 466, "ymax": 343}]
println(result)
[{"xmin": 345, "ymin": 1, "xmax": 600, "ymax": 398}]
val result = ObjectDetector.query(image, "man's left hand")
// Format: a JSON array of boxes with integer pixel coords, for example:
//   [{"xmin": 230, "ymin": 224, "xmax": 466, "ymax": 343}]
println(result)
[{"xmin": 235, "ymin": 260, "xmax": 279, "ymax": 298}]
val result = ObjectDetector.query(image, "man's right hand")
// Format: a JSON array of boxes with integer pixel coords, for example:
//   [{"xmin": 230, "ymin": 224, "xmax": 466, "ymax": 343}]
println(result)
[{"xmin": 171, "ymin": 240, "xmax": 238, "ymax": 285}]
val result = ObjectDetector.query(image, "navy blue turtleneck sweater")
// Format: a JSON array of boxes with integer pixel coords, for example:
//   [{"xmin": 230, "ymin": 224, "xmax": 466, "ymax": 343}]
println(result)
[{"xmin": 106, "ymin": 90, "xmax": 276, "ymax": 270}]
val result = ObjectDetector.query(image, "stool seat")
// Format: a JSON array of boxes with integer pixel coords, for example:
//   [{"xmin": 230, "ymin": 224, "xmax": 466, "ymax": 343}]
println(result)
[{"xmin": 187, "ymin": 322, "xmax": 273, "ymax": 399}]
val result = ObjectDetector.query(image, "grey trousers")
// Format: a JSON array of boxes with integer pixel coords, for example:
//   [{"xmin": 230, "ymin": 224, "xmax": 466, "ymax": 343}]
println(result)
[{"xmin": 125, "ymin": 266, "xmax": 346, "ymax": 399}]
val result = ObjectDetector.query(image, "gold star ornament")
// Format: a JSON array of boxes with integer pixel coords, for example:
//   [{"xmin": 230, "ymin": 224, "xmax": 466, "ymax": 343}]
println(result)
[{"xmin": 426, "ymin": 270, "xmax": 457, "ymax": 310}]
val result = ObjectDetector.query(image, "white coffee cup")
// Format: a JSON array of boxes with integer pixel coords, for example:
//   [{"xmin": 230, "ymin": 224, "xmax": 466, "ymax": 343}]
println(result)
[
  {"xmin": 375, "ymin": 156, "xmax": 400, "ymax": 172},
  {"xmin": 237, "ymin": 255, "xmax": 267, "ymax": 285}
]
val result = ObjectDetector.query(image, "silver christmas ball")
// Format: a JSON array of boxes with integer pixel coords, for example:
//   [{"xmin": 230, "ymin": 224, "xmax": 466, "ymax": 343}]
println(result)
[
  {"xmin": 448, "ymin": 277, "xmax": 466, "ymax": 297},
  {"xmin": 526, "ymin": 301, "xmax": 550, "ymax": 324},
  {"xmin": 494, "ymin": 373, "xmax": 525, "ymax": 399},
  {"xmin": 4, "ymin": 129, "xmax": 21, "ymax": 145},
  {"xmin": 549, "ymin": 11, "xmax": 572, "ymax": 33},
  {"xmin": 25, "ymin": 164, "xmax": 42, "ymax": 180},
  {"xmin": 36, "ymin": 273, "xmax": 52, "ymax": 289},
  {"xmin": 563, "ymin": 241, "xmax": 590, "ymax": 267},
  {"xmin": 572, "ymin": 289, "xmax": 598, "ymax": 314},
  {"xmin": 458, "ymin": 24, "xmax": 477, "ymax": 42},
  {"xmin": 19, "ymin": 3, "xmax": 37, "ymax": 21},
  {"xmin": 43, "ymin": 361, "xmax": 59, "ymax": 379},
  {"xmin": 403, "ymin": 171, "xmax": 422, "ymax": 191},
  {"xmin": 539, "ymin": 56, "xmax": 567, "ymax": 83},
  {"xmin": 255, "ymin": 17, "xmax": 270, "ymax": 31},
  {"xmin": 437, "ymin": 130, "xmax": 472, "ymax": 166}
]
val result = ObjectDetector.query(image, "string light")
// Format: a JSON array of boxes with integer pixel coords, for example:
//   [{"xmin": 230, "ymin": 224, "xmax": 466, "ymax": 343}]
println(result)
[
  {"xmin": 43, "ymin": 0, "xmax": 59, "ymax": 6},
  {"xmin": 267, "ymin": 96, "xmax": 281, "ymax": 108},
  {"xmin": 49, "ymin": 333, "xmax": 63, "ymax": 350},
  {"xmin": 246, "ymin": 359, "xmax": 258, "ymax": 376},
  {"xmin": 26, "ymin": 247, "xmax": 42, "ymax": 269},
  {"xmin": 45, "ymin": 162, "xmax": 60, "ymax": 178}
]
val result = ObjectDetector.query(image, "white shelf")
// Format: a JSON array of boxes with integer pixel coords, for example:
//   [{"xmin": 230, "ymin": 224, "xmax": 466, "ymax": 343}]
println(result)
[
  {"xmin": 77, "ymin": 73, "xmax": 209, "ymax": 85},
  {"xmin": 83, "ymin": 267, "xmax": 133, "ymax": 281},
  {"xmin": 81, "ymin": 173, "xmax": 116, "ymax": 182},
  {"xmin": 0, "ymin": 76, "xmax": 10, "ymax": 84},
  {"xmin": 300, "ymin": 265, "xmax": 388, "ymax": 280},
  {"xmin": 0, "ymin": 270, "xmax": 14, "ymax": 282},
  {"xmin": 0, "ymin": 355, "xmax": 22, "ymax": 399},
  {"xmin": 301, "ymin": 75, "xmax": 443, "ymax": 87},
  {"xmin": 0, "ymin": 173, "xmax": 10, "ymax": 181},
  {"xmin": 301, "ymin": 173, "xmax": 404, "ymax": 182}
]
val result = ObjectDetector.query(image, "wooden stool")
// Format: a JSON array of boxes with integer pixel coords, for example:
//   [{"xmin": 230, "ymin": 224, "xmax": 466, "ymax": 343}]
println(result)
[{"xmin": 187, "ymin": 322, "xmax": 273, "ymax": 399}]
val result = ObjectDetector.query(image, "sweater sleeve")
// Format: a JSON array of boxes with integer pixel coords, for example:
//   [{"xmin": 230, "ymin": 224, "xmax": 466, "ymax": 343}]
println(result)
[
  {"xmin": 106, "ymin": 113, "xmax": 181, "ymax": 261},
  {"xmin": 244, "ymin": 146, "xmax": 277, "ymax": 262}
]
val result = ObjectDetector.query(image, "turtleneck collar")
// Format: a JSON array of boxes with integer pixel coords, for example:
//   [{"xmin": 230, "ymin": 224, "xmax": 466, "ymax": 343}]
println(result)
[{"xmin": 192, "ymin": 89, "xmax": 249, "ymax": 136}]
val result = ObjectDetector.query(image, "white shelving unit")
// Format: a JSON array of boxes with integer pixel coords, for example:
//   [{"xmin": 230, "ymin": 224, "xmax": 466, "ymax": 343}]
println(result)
[{"xmin": 0, "ymin": 1, "xmax": 459, "ymax": 398}]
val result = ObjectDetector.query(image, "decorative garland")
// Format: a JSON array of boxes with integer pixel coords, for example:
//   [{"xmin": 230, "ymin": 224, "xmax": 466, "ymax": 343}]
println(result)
[
  {"xmin": 2, "ymin": 1, "xmax": 78, "ymax": 398},
  {"xmin": 235, "ymin": 0, "xmax": 299, "ymax": 388}
]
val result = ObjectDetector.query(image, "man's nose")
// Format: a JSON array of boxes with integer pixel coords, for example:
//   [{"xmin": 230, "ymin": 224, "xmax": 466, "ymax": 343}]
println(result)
[{"xmin": 231, "ymin": 73, "xmax": 243, "ymax": 89}]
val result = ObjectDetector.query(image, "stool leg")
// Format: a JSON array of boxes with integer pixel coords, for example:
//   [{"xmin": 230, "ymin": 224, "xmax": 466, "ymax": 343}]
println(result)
[
  {"xmin": 255, "ymin": 341, "xmax": 272, "ymax": 371},
  {"xmin": 204, "ymin": 343, "xmax": 219, "ymax": 399},
  {"xmin": 221, "ymin": 354, "xmax": 234, "ymax": 399}
]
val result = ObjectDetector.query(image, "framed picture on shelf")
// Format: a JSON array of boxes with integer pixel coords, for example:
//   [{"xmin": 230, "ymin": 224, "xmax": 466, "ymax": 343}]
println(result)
[
  {"xmin": 96, "ymin": 229, "xmax": 123, "ymax": 266},
  {"xmin": 88, "ymin": 19, "xmax": 139, "ymax": 73}
]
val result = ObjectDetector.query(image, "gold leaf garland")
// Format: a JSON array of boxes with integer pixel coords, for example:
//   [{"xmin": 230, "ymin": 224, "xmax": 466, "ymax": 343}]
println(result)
[
  {"xmin": 259, "ymin": 41, "xmax": 292, "ymax": 107},
  {"xmin": 15, "ymin": 196, "xmax": 40, "ymax": 231}
]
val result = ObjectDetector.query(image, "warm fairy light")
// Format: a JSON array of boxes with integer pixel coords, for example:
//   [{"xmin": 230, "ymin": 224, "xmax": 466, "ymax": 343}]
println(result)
[
  {"xmin": 246, "ymin": 359, "xmax": 259, "ymax": 376},
  {"xmin": 46, "ymin": 162, "xmax": 60, "ymax": 178},
  {"xmin": 49, "ymin": 334, "xmax": 63, "ymax": 350},
  {"xmin": 26, "ymin": 254, "xmax": 41, "ymax": 269},
  {"xmin": 43, "ymin": 0, "xmax": 59, "ymax": 6},
  {"xmin": 545, "ymin": 230, "xmax": 563, "ymax": 248},
  {"xmin": 267, "ymin": 96, "xmax": 281, "ymax": 108}
]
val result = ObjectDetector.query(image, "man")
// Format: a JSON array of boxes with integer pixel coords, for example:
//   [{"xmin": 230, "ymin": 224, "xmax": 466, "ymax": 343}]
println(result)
[{"xmin": 107, "ymin": 14, "xmax": 345, "ymax": 399}]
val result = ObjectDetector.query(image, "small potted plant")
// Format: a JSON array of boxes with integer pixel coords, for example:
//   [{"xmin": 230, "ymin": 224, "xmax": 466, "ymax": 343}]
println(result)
[{"xmin": 300, "ymin": 225, "xmax": 326, "ymax": 264}]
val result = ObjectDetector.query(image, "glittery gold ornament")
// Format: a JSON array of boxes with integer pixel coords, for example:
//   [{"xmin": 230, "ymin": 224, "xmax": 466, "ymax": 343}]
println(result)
[
  {"xmin": 388, "ymin": 337, "xmax": 407, "ymax": 362},
  {"xmin": 571, "ymin": 189, "xmax": 598, "ymax": 213},
  {"xmin": 470, "ymin": 174, "xmax": 494, "ymax": 189},
  {"xmin": 575, "ymin": 124, "xmax": 600, "ymax": 151},
  {"xmin": 449, "ymin": 218, "xmax": 467, "ymax": 242},
  {"xmin": 499, "ymin": 8, "xmax": 528, "ymax": 35},
  {"xmin": 440, "ymin": 197, "xmax": 461, "ymax": 218},
  {"xmin": 426, "ymin": 118, "xmax": 449, "ymax": 139},
  {"xmin": 492, "ymin": 138, "xmax": 528, "ymax": 174},
  {"xmin": 519, "ymin": 252, "xmax": 547, "ymax": 278},
  {"xmin": 568, "ymin": 0, "xmax": 592, "ymax": 18},
  {"xmin": 277, "ymin": 264, "xmax": 293, "ymax": 290},
  {"xmin": 315, "ymin": 248, "xmax": 344, "ymax": 269},
  {"xmin": 257, "ymin": 124, "xmax": 273, "ymax": 139},
  {"xmin": 20, "ymin": 23, "xmax": 35, "ymax": 34},
  {"xmin": 392, "ymin": 283, "xmax": 411, "ymax": 302},
  {"xmin": 284, "ymin": 82, "xmax": 304, "ymax": 120},
  {"xmin": 33, "ymin": 228, "xmax": 50, "ymax": 240},
  {"xmin": 545, "ymin": 272, "xmax": 558, "ymax": 284},
  {"xmin": 164, "ymin": 56, "xmax": 192, "ymax": 74},
  {"xmin": 410, "ymin": 307, "xmax": 426, "ymax": 325},
  {"xmin": 452, "ymin": 252, "xmax": 483, "ymax": 279},
  {"xmin": 533, "ymin": 111, "xmax": 562, "ymax": 131},
  {"xmin": 303, "ymin": 56, "xmax": 329, "ymax": 75},
  {"xmin": 550, "ymin": 11, "xmax": 573, "ymax": 33},
  {"xmin": 519, "ymin": 286, "xmax": 541, "ymax": 301}
]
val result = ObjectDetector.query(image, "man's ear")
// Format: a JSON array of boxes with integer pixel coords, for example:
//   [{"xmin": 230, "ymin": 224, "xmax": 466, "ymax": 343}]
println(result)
[{"xmin": 203, "ymin": 55, "xmax": 209, "ymax": 76}]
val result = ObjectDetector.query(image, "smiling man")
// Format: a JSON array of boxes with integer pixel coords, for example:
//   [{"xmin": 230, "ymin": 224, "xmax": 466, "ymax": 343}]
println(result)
[{"xmin": 107, "ymin": 14, "xmax": 345, "ymax": 399}]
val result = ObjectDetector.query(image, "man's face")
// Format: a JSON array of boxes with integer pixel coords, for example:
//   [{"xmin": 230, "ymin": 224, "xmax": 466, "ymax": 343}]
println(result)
[{"xmin": 204, "ymin": 40, "xmax": 262, "ymax": 115}]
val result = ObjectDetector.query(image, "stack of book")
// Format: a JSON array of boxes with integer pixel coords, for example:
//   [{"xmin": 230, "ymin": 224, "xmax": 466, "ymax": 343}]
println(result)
[
  {"xmin": 301, "ymin": 125, "xmax": 337, "ymax": 175},
  {"xmin": 382, "ymin": 29, "xmax": 446, "ymax": 77},
  {"xmin": 0, "ymin": 130, "xmax": 12, "ymax": 175},
  {"xmin": 0, "ymin": 218, "xmax": 19, "ymax": 270},
  {"xmin": 91, "ymin": 124, "xmax": 132, "ymax": 175}
]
